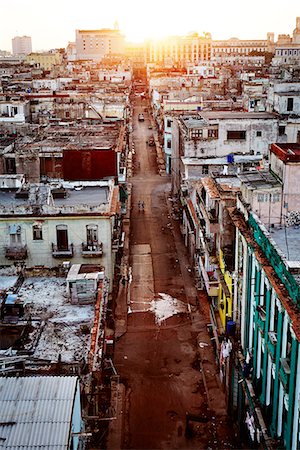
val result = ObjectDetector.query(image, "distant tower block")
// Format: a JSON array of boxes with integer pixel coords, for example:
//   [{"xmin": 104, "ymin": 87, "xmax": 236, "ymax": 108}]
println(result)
[{"xmin": 267, "ymin": 32, "xmax": 274, "ymax": 43}]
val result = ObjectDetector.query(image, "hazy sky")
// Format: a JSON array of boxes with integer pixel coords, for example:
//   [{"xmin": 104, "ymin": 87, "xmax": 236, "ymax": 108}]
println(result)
[{"xmin": 0, "ymin": 0, "xmax": 299, "ymax": 51}]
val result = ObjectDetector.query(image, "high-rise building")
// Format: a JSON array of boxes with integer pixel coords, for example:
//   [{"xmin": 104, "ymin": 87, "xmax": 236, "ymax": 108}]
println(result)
[
  {"xmin": 12, "ymin": 35, "xmax": 32, "ymax": 55},
  {"xmin": 75, "ymin": 26, "xmax": 125, "ymax": 61},
  {"xmin": 146, "ymin": 33, "xmax": 212, "ymax": 67}
]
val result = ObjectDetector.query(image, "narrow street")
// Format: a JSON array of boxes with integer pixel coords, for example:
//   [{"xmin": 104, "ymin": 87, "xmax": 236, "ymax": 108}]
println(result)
[{"xmin": 111, "ymin": 92, "xmax": 238, "ymax": 449}]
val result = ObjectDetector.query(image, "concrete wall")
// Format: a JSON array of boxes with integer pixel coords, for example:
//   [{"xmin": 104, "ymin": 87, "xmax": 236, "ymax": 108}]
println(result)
[
  {"xmin": 183, "ymin": 118, "xmax": 278, "ymax": 158},
  {"xmin": 0, "ymin": 215, "xmax": 115, "ymax": 289}
]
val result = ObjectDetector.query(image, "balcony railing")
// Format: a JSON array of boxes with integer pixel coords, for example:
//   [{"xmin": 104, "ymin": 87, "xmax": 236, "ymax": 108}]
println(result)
[
  {"xmin": 5, "ymin": 245, "xmax": 27, "ymax": 260},
  {"xmin": 52, "ymin": 243, "xmax": 74, "ymax": 258},
  {"xmin": 81, "ymin": 242, "xmax": 103, "ymax": 257}
]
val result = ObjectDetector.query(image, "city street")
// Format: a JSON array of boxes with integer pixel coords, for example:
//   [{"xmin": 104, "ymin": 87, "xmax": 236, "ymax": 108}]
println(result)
[{"xmin": 111, "ymin": 91, "xmax": 238, "ymax": 449}]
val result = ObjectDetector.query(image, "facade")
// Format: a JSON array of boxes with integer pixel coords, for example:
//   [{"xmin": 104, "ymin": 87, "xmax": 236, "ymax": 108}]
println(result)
[
  {"xmin": 270, "ymin": 143, "xmax": 300, "ymax": 212},
  {"xmin": 0, "ymin": 180, "xmax": 122, "ymax": 291},
  {"xmin": 229, "ymin": 198, "xmax": 300, "ymax": 449},
  {"xmin": 212, "ymin": 33, "xmax": 275, "ymax": 57},
  {"xmin": 272, "ymin": 17, "xmax": 300, "ymax": 66},
  {"xmin": 0, "ymin": 100, "xmax": 30, "ymax": 123},
  {"xmin": 12, "ymin": 35, "xmax": 32, "ymax": 55},
  {"xmin": 75, "ymin": 28, "xmax": 125, "ymax": 61},
  {"xmin": 146, "ymin": 33, "xmax": 212, "ymax": 66},
  {"xmin": 171, "ymin": 111, "xmax": 278, "ymax": 195},
  {"xmin": 25, "ymin": 51, "xmax": 63, "ymax": 70},
  {"xmin": 0, "ymin": 376, "xmax": 83, "ymax": 449},
  {"xmin": 239, "ymin": 170, "xmax": 282, "ymax": 226},
  {"xmin": 182, "ymin": 177, "xmax": 239, "ymax": 328}
]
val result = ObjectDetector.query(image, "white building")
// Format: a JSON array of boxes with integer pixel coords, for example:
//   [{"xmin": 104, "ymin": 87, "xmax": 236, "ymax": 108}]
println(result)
[
  {"xmin": 0, "ymin": 179, "xmax": 122, "ymax": 291},
  {"xmin": 12, "ymin": 35, "xmax": 32, "ymax": 55},
  {"xmin": 272, "ymin": 17, "xmax": 300, "ymax": 66},
  {"xmin": 75, "ymin": 27, "xmax": 125, "ymax": 61},
  {"xmin": 0, "ymin": 100, "xmax": 30, "ymax": 123},
  {"xmin": 171, "ymin": 112, "xmax": 278, "ymax": 194}
]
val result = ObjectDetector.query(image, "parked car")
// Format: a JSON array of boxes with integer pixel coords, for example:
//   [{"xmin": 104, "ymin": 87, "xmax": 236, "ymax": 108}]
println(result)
[{"xmin": 138, "ymin": 113, "xmax": 144, "ymax": 121}]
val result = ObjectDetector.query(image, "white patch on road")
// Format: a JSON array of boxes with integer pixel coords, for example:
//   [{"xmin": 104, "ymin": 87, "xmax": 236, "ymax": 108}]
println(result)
[{"xmin": 150, "ymin": 293, "xmax": 188, "ymax": 325}]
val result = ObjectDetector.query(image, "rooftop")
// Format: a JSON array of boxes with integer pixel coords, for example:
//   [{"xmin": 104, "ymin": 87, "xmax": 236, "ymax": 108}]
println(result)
[
  {"xmin": 0, "ymin": 182, "xmax": 114, "ymax": 216},
  {"xmin": 238, "ymin": 170, "xmax": 282, "ymax": 190},
  {"xmin": 270, "ymin": 226, "xmax": 300, "ymax": 264},
  {"xmin": 199, "ymin": 111, "xmax": 277, "ymax": 120},
  {"xmin": 19, "ymin": 277, "xmax": 95, "ymax": 363},
  {"xmin": 0, "ymin": 376, "xmax": 78, "ymax": 449},
  {"xmin": 271, "ymin": 143, "xmax": 300, "ymax": 163}
]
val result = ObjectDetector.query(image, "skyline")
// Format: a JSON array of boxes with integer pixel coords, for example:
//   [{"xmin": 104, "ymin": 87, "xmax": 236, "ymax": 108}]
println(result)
[{"xmin": 0, "ymin": 0, "xmax": 299, "ymax": 52}]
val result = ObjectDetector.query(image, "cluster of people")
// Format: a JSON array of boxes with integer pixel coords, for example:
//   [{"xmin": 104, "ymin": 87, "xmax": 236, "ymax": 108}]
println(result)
[{"xmin": 138, "ymin": 200, "xmax": 145, "ymax": 211}]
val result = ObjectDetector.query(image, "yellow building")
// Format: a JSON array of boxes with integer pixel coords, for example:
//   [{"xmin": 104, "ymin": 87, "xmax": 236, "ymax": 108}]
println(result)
[
  {"xmin": 218, "ymin": 249, "xmax": 233, "ymax": 327},
  {"xmin": 25, "ymin": 52, "xmax": 63, "ymax": 70}
]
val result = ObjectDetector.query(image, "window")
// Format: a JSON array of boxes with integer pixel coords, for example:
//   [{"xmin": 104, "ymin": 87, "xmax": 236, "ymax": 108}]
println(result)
[
  {"xmin": 208, "ymin": 128, "xmax": 218, "ymax": 139},
  {"xmin": 167, "ymin": 119, "xmax": 172, "ymax": 128},
  {"xmin": 86, "ymin": 224, "xmax": 98, "ymax": 244},
  {"xmin": 279, "ymin": 126, "xmax": 286, "ymax": 136},
  {"xmin": 33, "ymin": 224, "xmax": 43, "ymax": 240},
  {"xmin": 202, "ymin": 166, "xmax": 209, "ymax": 175},
  {"xmin": 272, "ymin": 193, "xmax": 280, "ymax": 203},
  {"xmin": 56, "ymin": 224, "xmax": 68, "ymax": 250},
  {"xmin": 257, "ymin": 193, "xmax": 269, "ymax": 202},
  {"xmin": 9, "ymin": 224, "xmax": 21, "ymax": 245},
  {"xmin": 191, "ymin": 129, "xmax": 203, "ymax": 139},
  {"xmin": 227, "ymin": 130, "xmax": 246, "ymax": 140},
  {"xmin": 287, "ymin": 97, "xmax": 294, "ymax": 112},
  {"xmin": 167, "ymin": 140, "xmax": 171, "ymax": 149},
  {"xmin": 256, "ymin": 131, "xmax": 262, "ymax": 137}
]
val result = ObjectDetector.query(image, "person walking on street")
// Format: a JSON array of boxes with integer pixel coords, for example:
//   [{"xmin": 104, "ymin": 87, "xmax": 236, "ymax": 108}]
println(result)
[
  {"xmin": 141, "ymin": 201, "xmax": 145, "ymax": 212},
  {"xmin": 138, "ymin": 200, "xmax": 141, "ymax": 211}
]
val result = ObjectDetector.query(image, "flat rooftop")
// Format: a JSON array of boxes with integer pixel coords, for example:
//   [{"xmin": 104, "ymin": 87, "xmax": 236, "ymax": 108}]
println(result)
[
  {"xmin": 0, "ymin": 183, "xmax": 112, "ymax": 215},
  {"xmin": 270, "ymin": 226, "xmax": 300, "ymax": 265},
  {"xmin": 199, "ymin": 111, "xmax": 277, "ymax": 120},
  {"xmin": 238, "ymin": 170, "xmax": 282, "ymax": 190},
  {"xmin": 18, "ymin": 277, "xmax": 94, "ymax": 363}
]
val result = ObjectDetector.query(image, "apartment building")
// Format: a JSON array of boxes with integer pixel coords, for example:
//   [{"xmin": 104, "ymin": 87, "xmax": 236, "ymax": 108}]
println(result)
[
  {"xmin": 0, "ymin": 178, "xmax": 121, "ymax": 291},
  {"xmin": 212, "ymin": 33, "xmax": 275, "ymax": 58},
  {"xmin": 272, "ymin": 17, "xmax": 300, "ymax": 66},
  {"xmin": 171, "ymin": 111, "xmax": 278, "ymax": 195},
  {"xmin": 229, "ymin": 194, "xmax": 300, "ymax": 449},
  {"xmin": 75, "ymin": 28, "xmax": 125, "ymax": 61},
  {"xmin": 146, "ymin": 33, "xmax": 212, "ymax": 66},
  {"xmin": 12, "ymin": 36, "xmax": 32, "ymax": 55}
]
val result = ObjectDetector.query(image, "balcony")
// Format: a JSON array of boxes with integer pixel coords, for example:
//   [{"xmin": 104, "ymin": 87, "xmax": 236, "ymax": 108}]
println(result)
[
  {"xmin": 5, "ymin": 245, "xmax": 27, "ymax": 260},
  {"xmin": 279, "ymin": 358, "xmax": 290, "ymax": 390},
  {"xmin": 198, "ymin": 257, "xmax": 219, "ymax": 297},
  {"xmin": 267, "ymin": 331, "xmax": 277, "ymax": 359},
  {"xmin": 204, "ymin": 235, "xmax": 216, "ymax": 256},
  {"xmin": 256, "ymin": 305, "xmax": 266, "ymax": 334},
  {"xmin": 81, "ymin": 242, "xmax": 103, "ymax": 257},
  {"xmin": 52, "ymin": 243, "xmax": 74, "ymax": 258}
]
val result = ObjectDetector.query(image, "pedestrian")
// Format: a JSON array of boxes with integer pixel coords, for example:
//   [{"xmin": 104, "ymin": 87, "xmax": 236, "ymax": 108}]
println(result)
[
  {"xmin": 141, "ymin": 201, "xmax": 144, "ymax": 211},
  {"xmin": 138, "ymin": 200, "xmax": 141, "ymax": 211}
]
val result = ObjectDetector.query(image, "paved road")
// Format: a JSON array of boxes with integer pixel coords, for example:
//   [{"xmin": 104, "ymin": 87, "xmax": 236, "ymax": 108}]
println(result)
[{"xmin": 113, "ymin": 94, "xmax": 237, "ymax": 449}]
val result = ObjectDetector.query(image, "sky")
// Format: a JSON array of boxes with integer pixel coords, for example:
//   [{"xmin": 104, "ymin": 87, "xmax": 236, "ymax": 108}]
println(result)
[{"xmin": 0, "ymin": 0, "xmax": 299, "ymax": 51}]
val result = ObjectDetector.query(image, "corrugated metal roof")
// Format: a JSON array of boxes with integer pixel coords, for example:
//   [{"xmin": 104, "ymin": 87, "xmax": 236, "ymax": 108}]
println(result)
[{"xmin": 0, "ymin": 376, "xmax": 78, "ymax": 449}]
